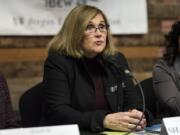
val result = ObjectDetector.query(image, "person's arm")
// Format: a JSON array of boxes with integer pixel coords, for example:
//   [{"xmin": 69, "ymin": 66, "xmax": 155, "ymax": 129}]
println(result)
[
  {"xmin": 102, "ymin": 53, "xmax": 146, "ymax": 131},
  {"xmin": 43, "ymin": 54, "xmax": 108, "ymax": 132},
  {"xmin": 153, "ymin": 66, "xmax": 180, "ymax": 115}
]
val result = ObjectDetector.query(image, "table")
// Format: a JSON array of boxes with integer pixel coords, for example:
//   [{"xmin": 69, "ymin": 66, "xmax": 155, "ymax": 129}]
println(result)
[{"xmin": 80, "ymin": 131, "xmax": 160, "ymax": 135}]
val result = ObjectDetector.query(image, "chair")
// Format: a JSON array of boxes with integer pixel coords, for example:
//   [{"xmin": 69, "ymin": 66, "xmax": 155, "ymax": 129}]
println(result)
[
  {"xmin": 19, "ymin": 82, "xmax": 44, "ymax": 127},
  {"xmin": 135, "ymin": 77, "xmax": 157, "ymax": 116},
  {"xmin": 135, "ymin": 77, "xmax": 171, "ymax": 123}
]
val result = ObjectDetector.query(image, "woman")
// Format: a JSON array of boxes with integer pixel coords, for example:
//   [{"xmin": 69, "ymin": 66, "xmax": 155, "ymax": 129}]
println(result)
[
  {"xmin": 153, "ymin": 21, "xmax": 180, "ymax": 115},
  {"xmin": 0, "ymin": 72, "xmax": 18, "ymax": 129},
  {"xmin": 43, "ymin": 5, "xmax": 146, "ymax": 132}
]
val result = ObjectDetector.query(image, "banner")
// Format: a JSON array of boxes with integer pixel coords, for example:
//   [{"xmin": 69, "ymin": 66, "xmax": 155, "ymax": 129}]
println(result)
[{"xmin": 0, "ymin": 0, "xmax": 148, "ymax": 35}]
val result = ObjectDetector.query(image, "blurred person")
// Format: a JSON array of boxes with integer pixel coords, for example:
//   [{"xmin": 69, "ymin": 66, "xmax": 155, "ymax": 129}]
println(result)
[
  {"xmin": 0, "ymin": 72, "xmax": 18, "ymax": 129},
  {"xmin": 43, "ymin": 5, "xmax": 147, "ymax": 132},
  {"xmin": 153, "ymin": 21, "xmax": 180, "ymax": 115}
]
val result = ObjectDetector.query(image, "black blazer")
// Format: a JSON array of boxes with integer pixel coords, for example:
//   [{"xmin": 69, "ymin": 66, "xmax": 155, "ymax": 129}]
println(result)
[{"xmin": 42, "ymin": 52, "xmax": 142, "ymax": 132}]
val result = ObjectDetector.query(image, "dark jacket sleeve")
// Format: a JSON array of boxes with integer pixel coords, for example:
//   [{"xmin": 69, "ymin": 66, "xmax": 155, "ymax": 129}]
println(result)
[
  {"xmin": 43, "ymin": 54, "xmax": 108, "ymax": 132},
  {"xmin": 153, "ymin": 65, "xmax": 180, "ymax": 115}
]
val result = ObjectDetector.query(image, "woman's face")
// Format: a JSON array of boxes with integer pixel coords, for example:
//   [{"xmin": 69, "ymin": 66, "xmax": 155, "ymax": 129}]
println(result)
[{"xmin": 81, "ymin": 14, "xmax": 108, "ymax": 58}]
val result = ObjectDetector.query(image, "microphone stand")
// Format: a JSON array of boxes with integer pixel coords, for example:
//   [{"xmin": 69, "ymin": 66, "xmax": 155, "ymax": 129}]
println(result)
[
  {"xmin": 106, "ymin": 58, "xmax": 146, "ymax": 135},
  {"xmin": 123, "ymin": 71, "xmax": 146, "ymax": 135}
]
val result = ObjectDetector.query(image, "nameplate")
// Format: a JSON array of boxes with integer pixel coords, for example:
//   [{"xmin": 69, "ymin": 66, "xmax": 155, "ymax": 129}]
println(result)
[
  {"xmin": 0, "ymin": 124, "xmax": 79, "ymax": 135},
  {"xmin": 160, "ymin": 116, "xmax": 180, "ymax": 135}
]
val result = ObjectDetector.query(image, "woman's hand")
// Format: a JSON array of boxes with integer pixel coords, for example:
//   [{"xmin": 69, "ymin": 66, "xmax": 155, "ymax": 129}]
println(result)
[{"xmin": 103, "ymin": 109, "xmax": 146, "ymax": 131}]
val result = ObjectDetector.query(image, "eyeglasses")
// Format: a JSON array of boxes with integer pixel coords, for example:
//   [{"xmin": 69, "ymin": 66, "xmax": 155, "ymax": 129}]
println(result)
[{"xmin": 85, "ymin": 24, "xmax": 109, "ymax": 33}]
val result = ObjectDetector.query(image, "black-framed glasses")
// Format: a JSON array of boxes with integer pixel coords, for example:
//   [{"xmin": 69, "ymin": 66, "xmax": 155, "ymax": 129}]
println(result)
[{"xmin": 85, "ymin": 24, "xmax": 109, "ymax": 33}]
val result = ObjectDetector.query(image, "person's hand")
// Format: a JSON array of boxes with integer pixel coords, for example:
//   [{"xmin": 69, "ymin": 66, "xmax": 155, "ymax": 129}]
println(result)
[{"xmin": 103, "ymin": 109, "xmax": 146, "ymax": 131}]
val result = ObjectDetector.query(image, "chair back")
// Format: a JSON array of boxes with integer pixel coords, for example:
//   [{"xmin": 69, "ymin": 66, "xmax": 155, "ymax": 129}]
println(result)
[
  {"xmin": 138, "ymin": 77, "xmax": 157, "ymax": 115},
  {"xmin": 19, "ymin": 82, "xmax": 44, "ymax": 127},
  {"xmin": 135, "ymin": 77, "xmax": 171, "ymax": 122}
]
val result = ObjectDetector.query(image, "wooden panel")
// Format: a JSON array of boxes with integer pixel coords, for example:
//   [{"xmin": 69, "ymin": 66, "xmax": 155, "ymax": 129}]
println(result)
[
  {"xmin": 0, "ymin": 61, "xmax": 44, "ymax": 78},
  {"xmin": 0, "ymin": 47, "xmax": 164, "ymax": 62},
  {"xmin": 0, "ymin": 48, "xmax": 47, "ymax": 62},
  {"xmin": 117, "ymin": 46, "xmax": 164, "ymax": 59}
]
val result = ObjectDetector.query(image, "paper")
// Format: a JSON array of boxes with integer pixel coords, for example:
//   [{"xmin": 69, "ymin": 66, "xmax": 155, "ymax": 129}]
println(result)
[
  {"xmin": 145, "ymin": 124, "xmax": 161, "ymax": 131},
  {"xmin": 101, "ymin": 124, "xmax": 162, "ymax": 135},
  {"xmin": 161, "ymin": 116, "xmax": 180, "ymax": 135},
  {"xmin": 102, "ymin": 131, "xmax": 136, "ymax": 135},
  {"xmin": 0, "ymin": 124, "xmax": 80, "ymax": 135}
]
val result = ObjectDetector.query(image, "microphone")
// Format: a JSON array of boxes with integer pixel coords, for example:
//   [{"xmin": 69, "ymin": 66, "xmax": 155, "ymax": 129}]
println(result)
[
  {"xmin": 123, "ymin": 69, "xmax": 146, "ymax": 135},
  {"xmin": 124, "ymin": 69, "xmax": 133, "ymax": 77},
  {"xmin": 106, "ymin": 57, "xmax": 145, "ymax": 134}
]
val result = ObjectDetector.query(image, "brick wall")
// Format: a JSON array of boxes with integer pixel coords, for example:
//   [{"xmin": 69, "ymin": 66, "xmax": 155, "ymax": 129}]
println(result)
[{"xmin": 0, "ymin": 0, "xmax": 180, "ymax": 110}]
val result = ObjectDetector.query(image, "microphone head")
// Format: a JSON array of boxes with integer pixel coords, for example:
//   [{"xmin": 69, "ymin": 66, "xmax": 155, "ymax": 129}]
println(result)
[
  {"xmin": 124, "ymin": 69, "xmax": 133, "ymax": 77},
  {"xmin": 124, "ymin": 69, "xmax": 130, "ymax": 74}
]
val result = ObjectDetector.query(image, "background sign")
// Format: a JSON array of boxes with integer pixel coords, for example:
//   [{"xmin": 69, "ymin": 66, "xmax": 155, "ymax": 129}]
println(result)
[{"xmin": 0, "ymin": 0, "xmax": 148, "ymax": 35}]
